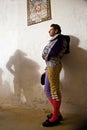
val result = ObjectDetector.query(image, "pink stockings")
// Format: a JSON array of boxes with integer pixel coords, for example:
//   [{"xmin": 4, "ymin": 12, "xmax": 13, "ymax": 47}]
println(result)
[{"xmin": 49, "ymin": 98, "xmax": 61, "ymax": 122}]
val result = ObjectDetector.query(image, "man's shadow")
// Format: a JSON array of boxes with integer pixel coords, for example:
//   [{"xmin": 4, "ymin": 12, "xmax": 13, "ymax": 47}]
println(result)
[
  {"xmin": 6, "ymin": 49, "xmax": 45, "ymax": 107},
  {"xmin": 61, "ymin": 35, "xmax": 87, "ymax": 113}
]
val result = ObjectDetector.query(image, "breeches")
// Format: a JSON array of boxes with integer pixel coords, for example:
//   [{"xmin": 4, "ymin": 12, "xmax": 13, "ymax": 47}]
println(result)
[{"xmin": 44, "ymin": 63, "xmax": 62, "ymax": 100}]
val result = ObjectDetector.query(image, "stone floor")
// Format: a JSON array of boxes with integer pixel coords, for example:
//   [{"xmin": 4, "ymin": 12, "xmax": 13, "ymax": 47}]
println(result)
[{"xmin": 0, "ymin": 105, "xmax": 86, "ymax": 130}]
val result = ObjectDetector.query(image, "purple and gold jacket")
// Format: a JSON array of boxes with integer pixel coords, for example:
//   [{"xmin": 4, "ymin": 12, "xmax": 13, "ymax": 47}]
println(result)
[{"xmin": 42, "ymin": 34, "xmax": 69, "ymax": 66}]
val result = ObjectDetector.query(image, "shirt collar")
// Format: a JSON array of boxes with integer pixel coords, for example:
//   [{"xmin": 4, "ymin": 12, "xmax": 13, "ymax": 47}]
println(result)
[{"xmin": 50, "ymin": 34, "xmax": 59, "ymax": 41}]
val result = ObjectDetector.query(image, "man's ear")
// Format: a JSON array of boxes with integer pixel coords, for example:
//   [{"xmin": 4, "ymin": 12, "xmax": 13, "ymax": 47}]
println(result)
[{"xmin": 55, "ymin": 29, "xmax": 58, "ymax": 34}]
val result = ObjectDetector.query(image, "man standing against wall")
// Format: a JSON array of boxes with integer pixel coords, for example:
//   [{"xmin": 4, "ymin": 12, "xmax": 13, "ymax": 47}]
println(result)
[{"xmin": 42, "ymin": 24, "xmax": 70, "ymax": 127}]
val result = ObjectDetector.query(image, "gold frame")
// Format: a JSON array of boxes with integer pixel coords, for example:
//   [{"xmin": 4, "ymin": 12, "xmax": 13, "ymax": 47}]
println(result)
[{"xmin": 27, "ymin": 0, "xmax": 51, "ymax": 26}]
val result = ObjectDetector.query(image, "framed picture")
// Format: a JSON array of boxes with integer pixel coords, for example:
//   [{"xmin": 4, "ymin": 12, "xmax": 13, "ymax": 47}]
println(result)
[{"xmin": 27, "ymin": 0, "xmax": 51, "ymax": 26}]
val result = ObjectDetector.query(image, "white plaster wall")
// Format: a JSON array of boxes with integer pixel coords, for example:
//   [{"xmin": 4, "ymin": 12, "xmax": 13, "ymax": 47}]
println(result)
[{"xmin": 0, "ymin": 0, "xmax": 87, "ymax": 114}]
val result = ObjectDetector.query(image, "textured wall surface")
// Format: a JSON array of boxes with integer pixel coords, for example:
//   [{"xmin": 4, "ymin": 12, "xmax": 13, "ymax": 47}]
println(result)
[{"xmin": 0, "ymin": 0, "xmax": 87, "ymax": 115}]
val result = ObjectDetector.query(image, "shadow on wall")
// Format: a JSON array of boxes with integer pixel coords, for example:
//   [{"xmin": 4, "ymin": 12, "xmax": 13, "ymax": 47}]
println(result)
[
  {"xmin": 61, "ymin": 35, "xmax": 87, "ymax": 113},
  {"xmin": 0, "ymin": 68, "xmax": 3, "ymax": 86},
  {"xmin": 6, "ymin": 49, "xmax": 46, "ymax": 107},
  {"xmin": 0, "ymin": 68, "xmax": 11, "ymax": 101}
]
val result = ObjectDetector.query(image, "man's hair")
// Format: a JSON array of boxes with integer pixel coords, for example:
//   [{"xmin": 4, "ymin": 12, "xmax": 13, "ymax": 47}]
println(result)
[{"xmin": 50, "ymin": 24, "xmax": 61, "ymax": 34}]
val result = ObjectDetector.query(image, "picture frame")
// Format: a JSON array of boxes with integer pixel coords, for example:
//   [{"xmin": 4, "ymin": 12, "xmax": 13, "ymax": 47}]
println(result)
[{"xmin": 27, "ymin": 0, "xmax": 51, "ymax": 26}]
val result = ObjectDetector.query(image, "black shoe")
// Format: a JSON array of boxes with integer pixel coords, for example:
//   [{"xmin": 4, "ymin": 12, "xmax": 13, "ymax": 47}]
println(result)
[
  {"xmin": 59, "ymin": 114, "xmax": 63, "ymax": 121},
  {"xmin": 47, "ymin": 113, "xmax": 63, "ymax": 121},
  {"xmin": 42, "ymin": 119, "xmax": 60, "ymax": 127},
  {"xmin": 47, "ymin": 113, "xmax": 52, "ymax": 119}
]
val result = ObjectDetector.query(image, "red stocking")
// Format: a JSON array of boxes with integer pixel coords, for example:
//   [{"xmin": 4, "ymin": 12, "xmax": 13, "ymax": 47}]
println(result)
[
  {"xmin": 49, "ymin": 98, "xmax": 53, "ymax": 106},
  {"xmin": 49, "ymin": 99, "xmax": 61, "ymax": 122}
]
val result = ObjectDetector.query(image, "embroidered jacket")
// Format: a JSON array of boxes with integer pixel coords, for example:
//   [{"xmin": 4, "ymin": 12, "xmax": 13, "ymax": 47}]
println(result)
[{"xmin": 42, "ymin": 34, "xmax": 67, "ymax": 66}]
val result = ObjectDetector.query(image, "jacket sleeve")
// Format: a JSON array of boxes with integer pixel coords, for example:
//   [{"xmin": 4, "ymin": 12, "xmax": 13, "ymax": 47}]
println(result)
[{"xmin": 47, "ymin": 36, "xmax": 64, "ymax": 60}]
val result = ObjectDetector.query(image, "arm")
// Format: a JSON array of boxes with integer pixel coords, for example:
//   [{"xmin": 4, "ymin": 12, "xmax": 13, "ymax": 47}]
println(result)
[{"xmin": 6, "ymin": 56, "xmax": 15, "ymax": 75}]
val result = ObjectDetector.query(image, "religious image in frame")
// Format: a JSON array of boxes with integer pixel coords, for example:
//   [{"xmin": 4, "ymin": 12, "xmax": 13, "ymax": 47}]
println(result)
[{"xmin": 27, "ymin": 0, "xmax": 51, "ymax": 26}]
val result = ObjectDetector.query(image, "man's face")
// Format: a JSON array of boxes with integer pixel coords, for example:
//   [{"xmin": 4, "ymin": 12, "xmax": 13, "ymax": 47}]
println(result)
[{"xmin": 49, "ymin": 27, "xmax": 58, "ymax": 37}]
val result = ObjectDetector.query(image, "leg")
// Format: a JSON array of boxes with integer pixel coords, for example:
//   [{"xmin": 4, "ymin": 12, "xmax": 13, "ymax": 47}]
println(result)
[
  {"xmin": 47, "ymin": 63, "xmax": 62, "ymax": 122},
  {"xmin": 44, "ymin": 71, "xmax": 51, "ymax": 99},
  {"xmin": 44, "ymin": 64, "xmax": 62, "ymax": 118}
]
